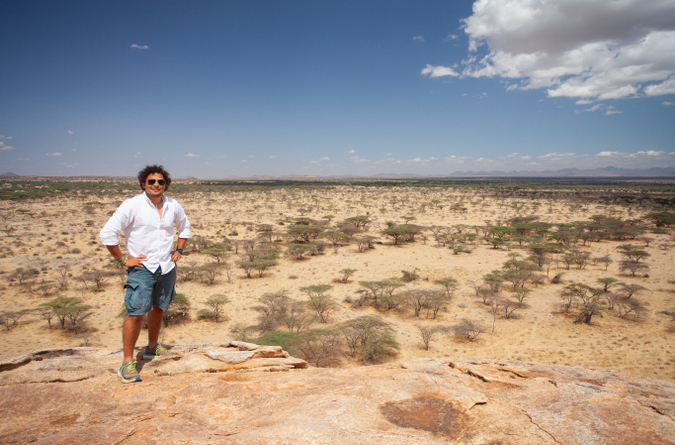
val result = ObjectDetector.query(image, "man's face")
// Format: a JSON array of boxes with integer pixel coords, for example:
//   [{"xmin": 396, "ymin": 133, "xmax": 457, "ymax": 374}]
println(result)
[{"xmin": 142, "ymin": 173, "xmax": 166, "ymax": 198}]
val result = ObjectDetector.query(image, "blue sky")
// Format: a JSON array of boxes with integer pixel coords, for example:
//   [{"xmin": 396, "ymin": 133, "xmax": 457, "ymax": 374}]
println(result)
[{"xmin": 1, "ymin": 0, "xmax": 674, "ymax": 177}]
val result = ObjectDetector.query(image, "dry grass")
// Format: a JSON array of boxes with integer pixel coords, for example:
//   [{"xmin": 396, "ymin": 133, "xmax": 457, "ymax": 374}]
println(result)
[{"xmin": 1, "ymin": 182, "xmax": 674, "ymax": 381}]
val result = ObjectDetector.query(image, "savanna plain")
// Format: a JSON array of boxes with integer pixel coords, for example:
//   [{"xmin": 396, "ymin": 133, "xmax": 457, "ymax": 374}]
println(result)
[{"xmin": 1, "ymin": 177, "xmax": 674, "ymax": 383}]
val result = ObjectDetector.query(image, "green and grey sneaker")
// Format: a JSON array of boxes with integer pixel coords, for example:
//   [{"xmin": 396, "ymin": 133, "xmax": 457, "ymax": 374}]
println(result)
[
  {"xmin": 143, "ymin": 343, "xmax": 173, "ymax": 359},
  {"xmin": 118, "ymin": 361, "xmax": 141, "ymax": 383}
]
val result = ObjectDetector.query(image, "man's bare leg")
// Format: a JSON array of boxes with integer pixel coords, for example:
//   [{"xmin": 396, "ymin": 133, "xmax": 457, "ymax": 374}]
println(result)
[
  {"xmin": 146, "ymin": 306, "xmax": 164, "ymax": 350},
  {"xmin": 122, "ymin": 315, "xmax": 144, "ymax": 363}
]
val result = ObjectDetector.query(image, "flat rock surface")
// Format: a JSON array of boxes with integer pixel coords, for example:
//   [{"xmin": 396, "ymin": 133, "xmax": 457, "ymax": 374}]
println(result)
[{"xmin": 1, "ymin": 344, "xmax": 674, "ymax": 444}]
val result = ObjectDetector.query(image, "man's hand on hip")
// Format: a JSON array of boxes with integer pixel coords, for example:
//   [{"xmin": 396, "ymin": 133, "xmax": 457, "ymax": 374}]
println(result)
[{"xmin": 125, "ymin": 255, "xmax": 147, "ymax": 267}]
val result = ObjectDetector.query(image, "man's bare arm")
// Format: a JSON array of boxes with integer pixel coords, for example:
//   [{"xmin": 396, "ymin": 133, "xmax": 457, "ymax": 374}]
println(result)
[
  {"xmin": 105, "ymin": 245, "xmax": 146, "ymax": 267},
  {"xmin": 171, "ymin": 238, "xmax": 188, "ymax": 263}
]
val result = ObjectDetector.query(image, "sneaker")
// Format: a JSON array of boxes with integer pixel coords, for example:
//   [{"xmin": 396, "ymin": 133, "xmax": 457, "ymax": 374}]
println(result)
[
  {"xmin": 118, "ymin": 361, "xmax": 141, "ymax": 383},
  {"xmin": 143, "ymin": 343, "xmax": 173, "ymax": 359}
]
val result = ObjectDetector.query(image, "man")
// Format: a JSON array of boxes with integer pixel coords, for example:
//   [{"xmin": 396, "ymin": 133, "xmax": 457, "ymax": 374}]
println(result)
[{"xmin": 100, "ymin": 165, "xmax": 190, "ymax": 383}]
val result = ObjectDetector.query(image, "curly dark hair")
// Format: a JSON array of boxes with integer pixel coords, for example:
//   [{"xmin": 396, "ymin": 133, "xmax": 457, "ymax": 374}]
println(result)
[{"xmin": 137, "ymin": 165, "xmax": 172, "ymax": 190}]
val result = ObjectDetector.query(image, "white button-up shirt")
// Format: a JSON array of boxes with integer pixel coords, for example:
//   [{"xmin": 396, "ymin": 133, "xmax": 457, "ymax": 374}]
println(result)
[{"xmin": 99, "ymin": 192, "xmax": 191, "ymax": 274}]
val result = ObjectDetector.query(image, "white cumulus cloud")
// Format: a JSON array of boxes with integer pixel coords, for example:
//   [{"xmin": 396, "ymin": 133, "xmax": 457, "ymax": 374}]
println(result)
[
  {"xmin": 427, "ymin": 0, "xmax": 675, "ymax": 101},
  {"xmin": 575, "ymin": 103, "xmax": 622, "ymax": 115},
  {"xmin": 635, "ymin": 150, "xmax": 663, "ymax": 156},
  {"xmin": 0, "ymin": 142, "xmax": 16, "ymax": 151},
  {"xmin": 46, "ymin": 152, "xmax": 62, "ymax": 156},
  {"xmin": 186, "ymin": 153, "xmax": 200, "ymax": 158},
  {"xmin": 421, "ymin": 64, "xmax": 459, "ymax": 78},
  {"xmin": 131, "ymin": 44, "xmax": 149, "ymax": 50}
]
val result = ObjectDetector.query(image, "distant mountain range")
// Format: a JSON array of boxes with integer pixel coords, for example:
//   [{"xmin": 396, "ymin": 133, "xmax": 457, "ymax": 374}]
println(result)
[
  {"xmin": 366, "ymin": 166, "xmax": 675, "ymax": 179},
  {"xmin": 3, "ymin": 166, "xmax": 675, "ymax": 179}
]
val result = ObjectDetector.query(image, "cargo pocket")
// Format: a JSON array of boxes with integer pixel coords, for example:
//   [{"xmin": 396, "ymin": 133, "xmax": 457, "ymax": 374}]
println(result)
[{"xmin": 123, "ymin": 282, "xmax": 150, "ymax": 315}]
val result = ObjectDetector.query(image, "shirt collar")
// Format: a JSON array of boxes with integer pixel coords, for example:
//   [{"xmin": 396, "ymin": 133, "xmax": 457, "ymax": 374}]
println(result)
[{"xmin": 142, "ymin": 192, "xmax": 167, "ymax": 207}]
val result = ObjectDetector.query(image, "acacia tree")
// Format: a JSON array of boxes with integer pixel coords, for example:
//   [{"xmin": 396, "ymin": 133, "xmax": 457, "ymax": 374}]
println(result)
[
  {"xmin": 483, "ymin": 236, "xmax": 507, "ymax": 250},
  {"xmin": 35, "ymin": 306, "xmax": 56, "ymax": 329},
  {"xmin": 252, "ymin": 290, "xmax": 292, "ymax": 324},
  {"xmin": 620, "ymin": 260, "xmax": 649, "ymax": 277},
  {"xmin": 230, "ymin": 322, "xmax": 256, "ymax": 342},
  {"xmin": 322, "ymin": 231, "xmax": 352, "ymax": 248},
  {"xmin": 297, "ymin": 328, "xmax": 344, "ymax": 367},
  {"xmin": 564, "ymin": 249, "xmax": 592, "ymax": 270},
  {"xmin": 1, "ymin": 310, "xmax": 30, "ymax": 331},
  {"xmin": 287, "ymin": 225, "xmax": 324, "ymax": 243},
  {"xmin": 237, "ymin": 247, "xmax": 280, "ymax": 278},
  {"xmin": 287, "ymin": 243, "xmax": 316, "ymax": 260},
  {"xmin": 483, "ymin": 273, "xmax": 504, "ymax": 294},
  {"xmin": 338, "ymin": 315, "xmax": 395, "ymax": 359},
  {"xmin": 434, "ymin": 277, "xmax": 458, "ymax": 297},
  {"xmin": 300, "ymin": 284, "xmax": 336, "ymax": 323},
  {"xmin": 527, "ymin": 243, "xmax": 562, "ymax": 267},
  {"xmin": 200, "ymin": 264, "xmax": 221, "ymax": 285},
  {"xmin": 283, "ymin": 301, "xmax": 315, "ymax": 333},
  {"xmin": 40, "ymin": 296, "xmax": 94, "ymax": 333},
  {"xmin": 9, "ymin": 268, "xmax": 39, "ymax": 285},
  {"xmin": 453, "ymin": 320, "xmax": 488, "ymax": 342},
  {"xmin": 498, "ymin": 269, "xmax": 534, "ymax": 292},
  {"xmin": 597, "ymin": 277, "xmax": 619, "ymax": 293},
  {"xmin": 64, "ymin": 301, "xmax": 94, "ymax": 334},
  {"xmin": 502, "ymin": 298, "xmax": 521, "ymax": 319},
  {"xmin": 575, "ymin": 288, "xmax": 604, "ymax": 324},
  {"xmin": 356, "ymin": 279, "xmax": 403, "ymax": 309},
  {"xmin": 619, "ymin": 283, "xmax": 648, "ymax": 299},
  {"xmin": 594, "ymin": 255, "xmax": 613, "ymax": 271},
  {"xmin": 616, "ymin": 299, "xmax": 647, "ymax": 319},
  {"xmin": 343, "ymin": 215, "xmax": 371, "ymax": 230},
  {"xmin": 405, "ymin": 289, "xmax": 432, "ymax": 318},
  {"xmin": 338, "ymin": 268, "xmax": 357, "ymax": 283},
  {"xmin": 560, "ymin": 283, "xmax": 604, "ymax": 323},
  {"xmin": 199, "ymin": 294, "xmax": 229, "ymax": 322},
  {"xmin": 81, "ymin": 269, "xmax": 115, "ymax": 291},
  {"xmin": 381, "ymin": 224, "xmax": 422, "ymax": 246},
  {"xmin": 41, "ymin": 296, "xmax": 82, "ymax": 329},
  {"xmin": 617, "ymin": 244, "xmax": 651, "ymax": 263},
  {"xmin": 417, "ymin": 325, "xmax": 439, "ymax": 350},
  {"xmin": 426, "ymin": 291, "xmax": 451, "ymax": 319},
  {"xmin": 560, "ymin": 283, "xmax": 586, "ymax": 313},
  {"xmin": 644, "ymin": 211, "xmax": 675, "ymax": 227},
  {"xmin": 355, "ymin": 235, "xmax": 376, "ymax": 252},
  {"xmin": 202, "ymin": 242, "xmax": 230, "ymax": 266}
]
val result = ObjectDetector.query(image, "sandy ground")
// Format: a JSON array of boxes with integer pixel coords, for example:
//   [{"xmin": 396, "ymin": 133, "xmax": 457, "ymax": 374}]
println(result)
[{"xmin": 1, "ymin": 184, "xmax": 674, "ymax": 382}]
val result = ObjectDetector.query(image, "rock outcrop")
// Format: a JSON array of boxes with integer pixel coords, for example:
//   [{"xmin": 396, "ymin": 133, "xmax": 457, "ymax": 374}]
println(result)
[{"xmin": 1, "ymin": 342, "xmax": 674, "ymax": 444}]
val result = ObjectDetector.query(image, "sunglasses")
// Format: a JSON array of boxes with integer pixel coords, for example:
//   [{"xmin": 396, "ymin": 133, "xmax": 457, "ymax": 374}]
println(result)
[{"xmin": 146, "ymin": 179, "xmax": 166, "ymax": 186}]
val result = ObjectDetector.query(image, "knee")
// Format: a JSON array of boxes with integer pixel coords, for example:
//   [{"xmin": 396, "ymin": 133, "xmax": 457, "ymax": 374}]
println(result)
[{"xmin": 125, "ymin": 314, "xmax": 145, "ymax": 326}]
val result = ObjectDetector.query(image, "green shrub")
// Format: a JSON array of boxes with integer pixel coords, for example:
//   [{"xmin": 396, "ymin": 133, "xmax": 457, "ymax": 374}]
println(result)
[
  {"xmin": 254, "ymin": 330, "xmax": 301, "ymax": 355},
  {"xmin": 164, "ymin": 293, "xmax": 191, "ymax": 326}
]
